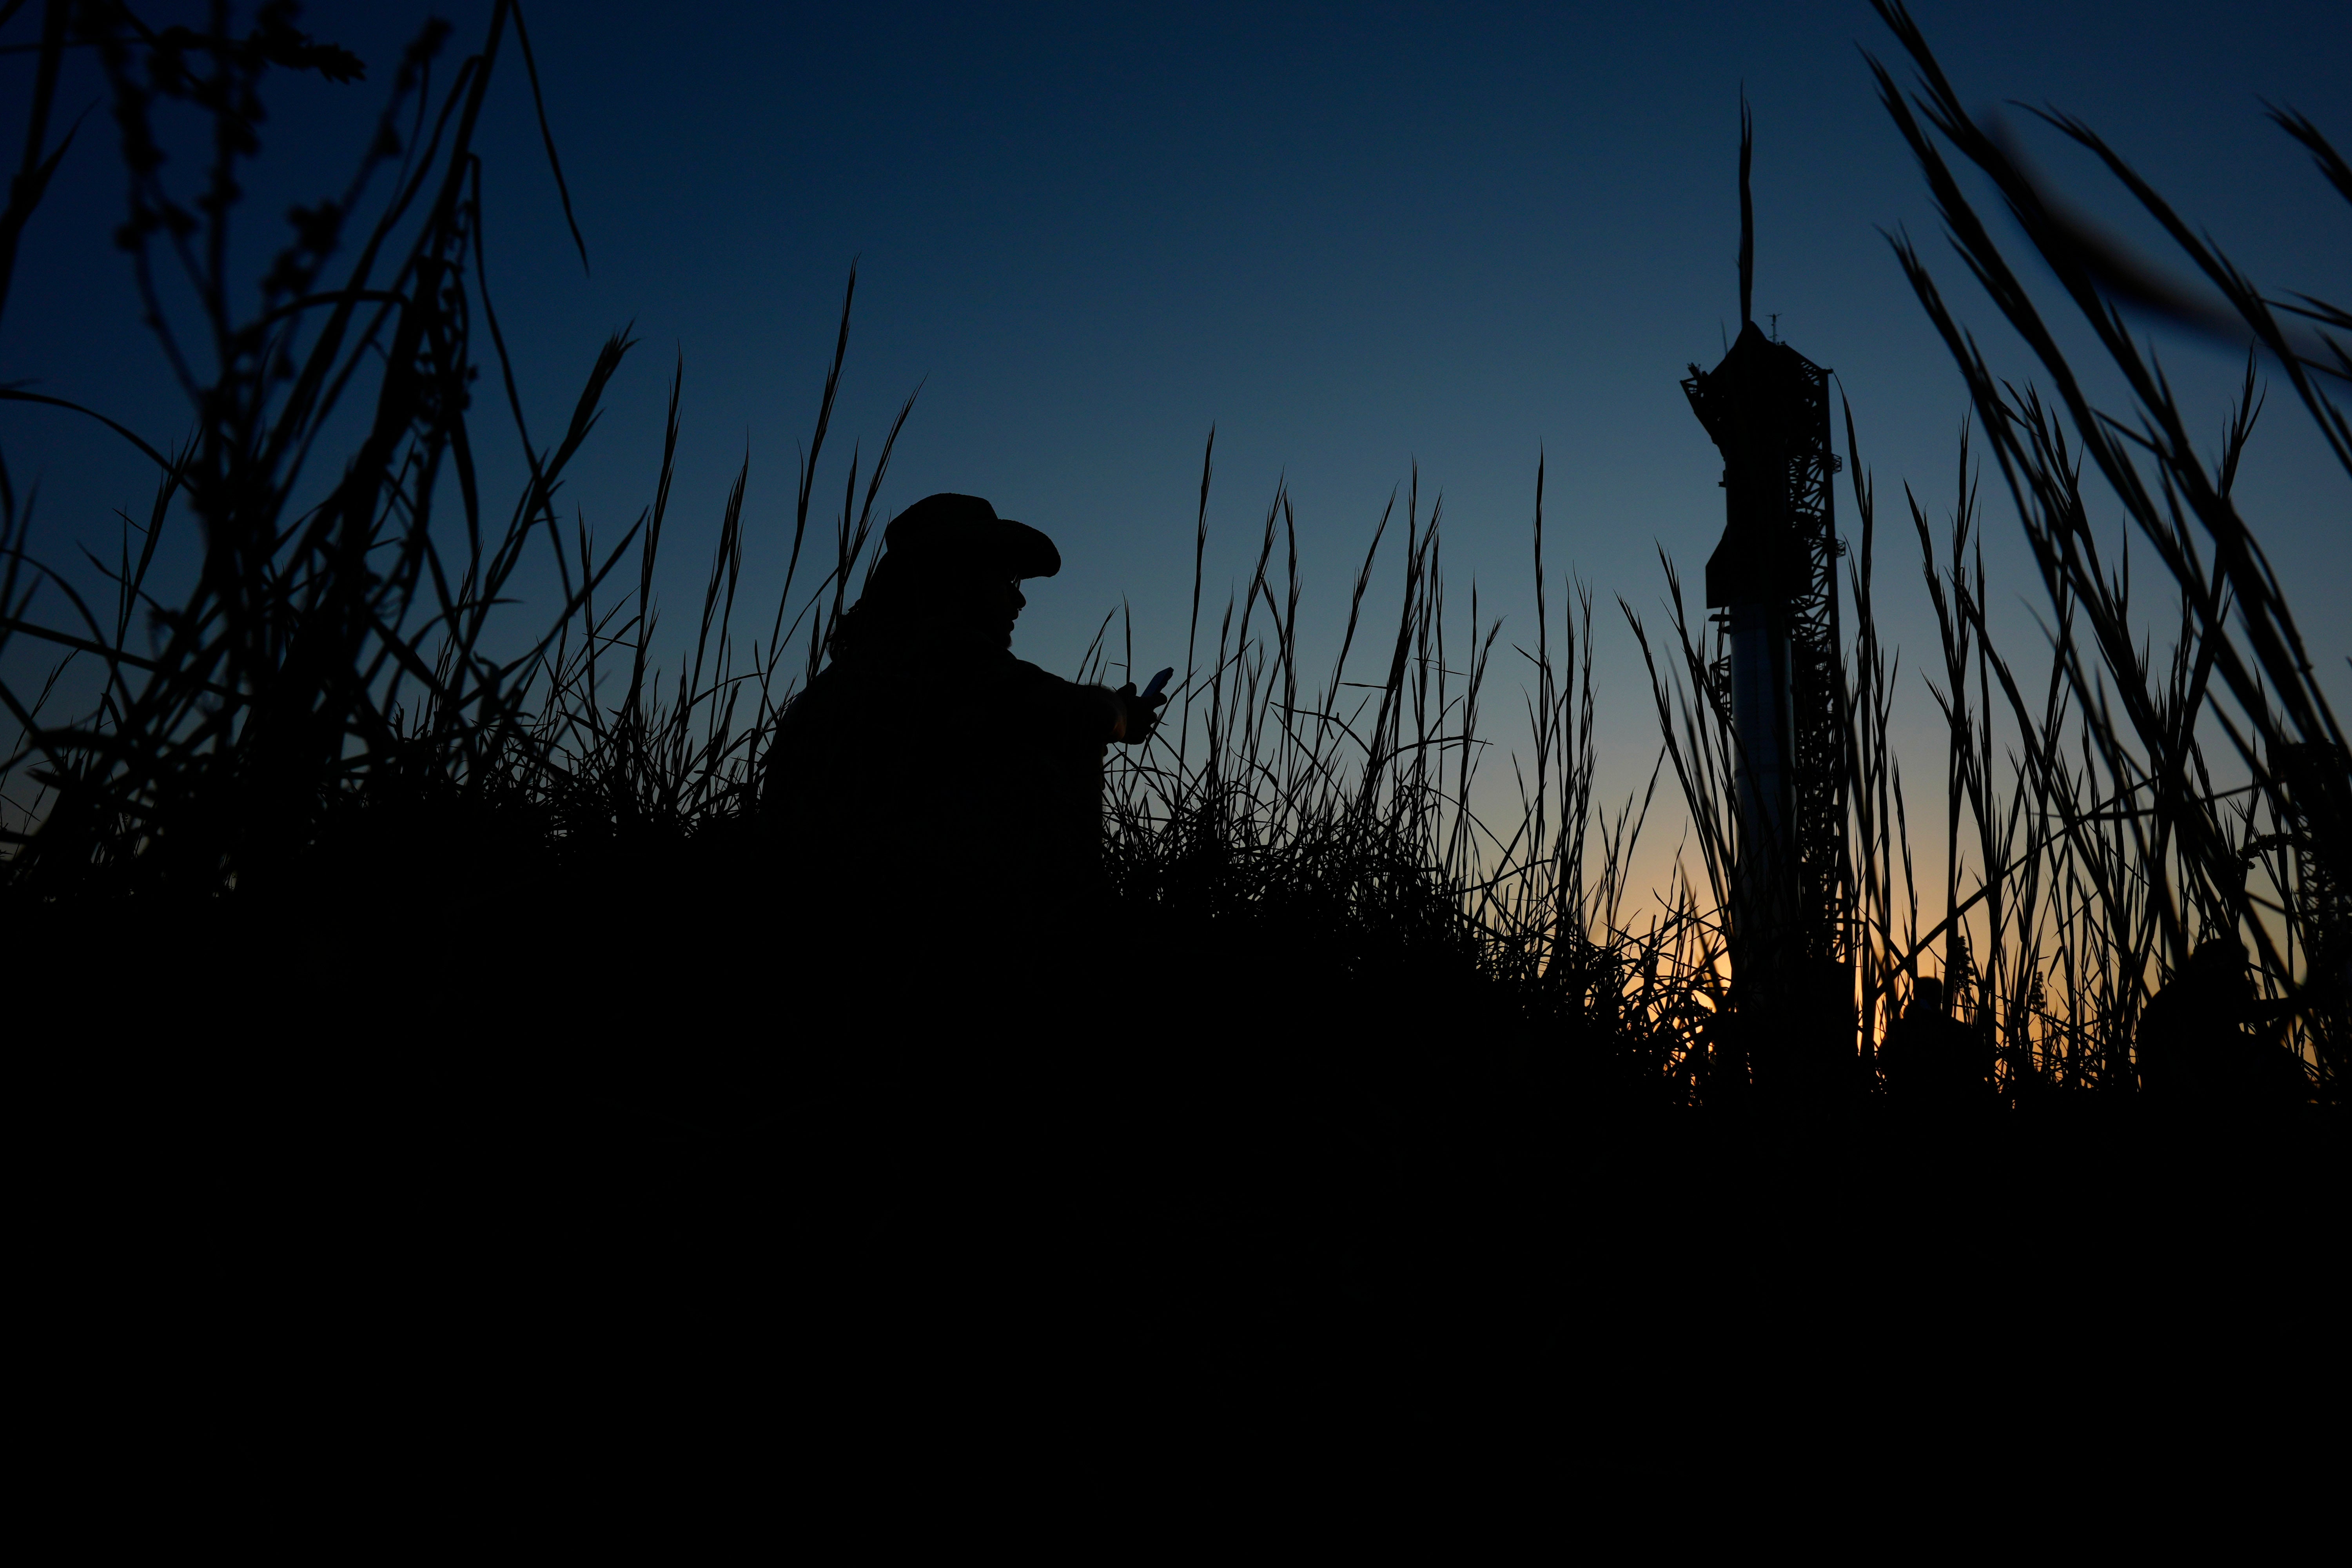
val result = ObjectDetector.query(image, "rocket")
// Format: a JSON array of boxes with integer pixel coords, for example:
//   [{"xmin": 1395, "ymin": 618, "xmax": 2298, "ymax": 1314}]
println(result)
[{"xmin": 1683, "ymin": 319, "xmax": 1832, "ymax": 884}]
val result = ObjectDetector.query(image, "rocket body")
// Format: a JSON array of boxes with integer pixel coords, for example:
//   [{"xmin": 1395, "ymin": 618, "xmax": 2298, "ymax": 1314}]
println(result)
[{"xmin": 1726, "ymin": 600, "xmax": 1792, "ymax": 888}]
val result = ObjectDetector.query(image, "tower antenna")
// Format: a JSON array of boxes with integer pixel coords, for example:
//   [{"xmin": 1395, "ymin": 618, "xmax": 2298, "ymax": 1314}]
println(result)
[{"xmin": 1737, "ymin": 91, "xmax": 1754, "ymax": 327}]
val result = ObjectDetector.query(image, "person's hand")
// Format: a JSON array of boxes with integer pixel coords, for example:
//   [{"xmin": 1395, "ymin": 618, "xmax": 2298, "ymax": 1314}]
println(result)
[{"xmin": 1114, "ymin": 681, "xmax": 1167, "ymax": 745}]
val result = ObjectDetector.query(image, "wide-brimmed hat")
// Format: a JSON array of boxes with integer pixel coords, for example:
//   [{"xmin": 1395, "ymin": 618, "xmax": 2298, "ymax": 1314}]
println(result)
[{"xmin": 883, "ymin": 493, "xmax": 1060, "ymax": 579}]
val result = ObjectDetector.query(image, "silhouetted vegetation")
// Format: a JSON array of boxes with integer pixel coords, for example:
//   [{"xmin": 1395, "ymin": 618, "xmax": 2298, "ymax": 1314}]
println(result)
[{"xmin": 3, "ymin": 4, "xmax": 2342, "ymax": 1397}]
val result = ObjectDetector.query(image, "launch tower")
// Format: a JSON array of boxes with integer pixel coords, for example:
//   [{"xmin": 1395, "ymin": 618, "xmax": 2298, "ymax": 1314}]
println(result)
[{"xmin": 1682, "ymin": 108, "xmax": 1851, "ymax": 1087}]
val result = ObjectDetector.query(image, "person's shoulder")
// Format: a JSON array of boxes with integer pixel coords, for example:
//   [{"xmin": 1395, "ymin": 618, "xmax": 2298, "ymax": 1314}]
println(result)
[
  {"xmin": 779, "ymin": 657, "xmax": 901, "ymax": 731},
  {"xmin": 2136, "ymin": 984, "xmax": 2187, "ymax": 1032},
  {"xmin": 782, "ymin": 660, "xmax": 855, "ymax": 712}
]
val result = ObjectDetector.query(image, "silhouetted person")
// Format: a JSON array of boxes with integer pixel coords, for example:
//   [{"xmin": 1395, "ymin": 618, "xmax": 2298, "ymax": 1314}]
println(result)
[
  {"xmin": 2135, "ymin": 938, "xmax": 2311, "ymax": 1107},
  {"xmin": 1879, "ymin": 976, "xmax": 1991, "ymax": 1107},
  {"xmin": 760, "ymin": 494, "xmax": 1165, "ymax": 941}
]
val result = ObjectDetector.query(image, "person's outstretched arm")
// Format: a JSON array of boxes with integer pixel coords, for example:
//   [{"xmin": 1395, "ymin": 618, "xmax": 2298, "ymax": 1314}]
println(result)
[{"xmin": 1005, "ymin": 662, "xmax": 1167, "ymax": 745}]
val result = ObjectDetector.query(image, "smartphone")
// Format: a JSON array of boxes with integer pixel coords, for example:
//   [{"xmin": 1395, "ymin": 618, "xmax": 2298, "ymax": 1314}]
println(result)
[{"xmin": 1142, "ymin": 666, "xmax": 1174, "ymax": 701}]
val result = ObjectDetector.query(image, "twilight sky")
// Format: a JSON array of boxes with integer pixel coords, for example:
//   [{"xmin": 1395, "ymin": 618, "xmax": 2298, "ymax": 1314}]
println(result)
[{"xmin": 4, "ymin": 0, "xmax": 2345, "ymax": 903}]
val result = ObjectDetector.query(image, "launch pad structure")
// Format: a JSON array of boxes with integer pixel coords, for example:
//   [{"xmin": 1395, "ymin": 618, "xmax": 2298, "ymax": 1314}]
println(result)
[{"xmin": 1681, "ymin": 106, "xmax": 1854, "ymax": 1089}]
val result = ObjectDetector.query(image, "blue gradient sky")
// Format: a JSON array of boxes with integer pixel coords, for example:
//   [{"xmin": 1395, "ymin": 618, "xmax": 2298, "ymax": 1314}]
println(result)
[{"xmin": 4, "ymin": 0, "xmax": 2345, "ymax": 904}]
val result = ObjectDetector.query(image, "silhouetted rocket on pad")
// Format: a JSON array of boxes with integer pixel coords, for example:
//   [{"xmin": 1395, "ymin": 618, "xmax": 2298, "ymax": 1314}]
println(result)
[{"xmin": 1681, "ymin": 96, "xmax": 1851, "ymax": 1014}]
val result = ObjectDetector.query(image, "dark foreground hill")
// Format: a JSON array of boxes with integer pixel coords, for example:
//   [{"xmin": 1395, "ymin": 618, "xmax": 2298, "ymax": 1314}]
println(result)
[{"xmin": 18, "ymin": 879, "xmax": 2339, "ymax": 1466}]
